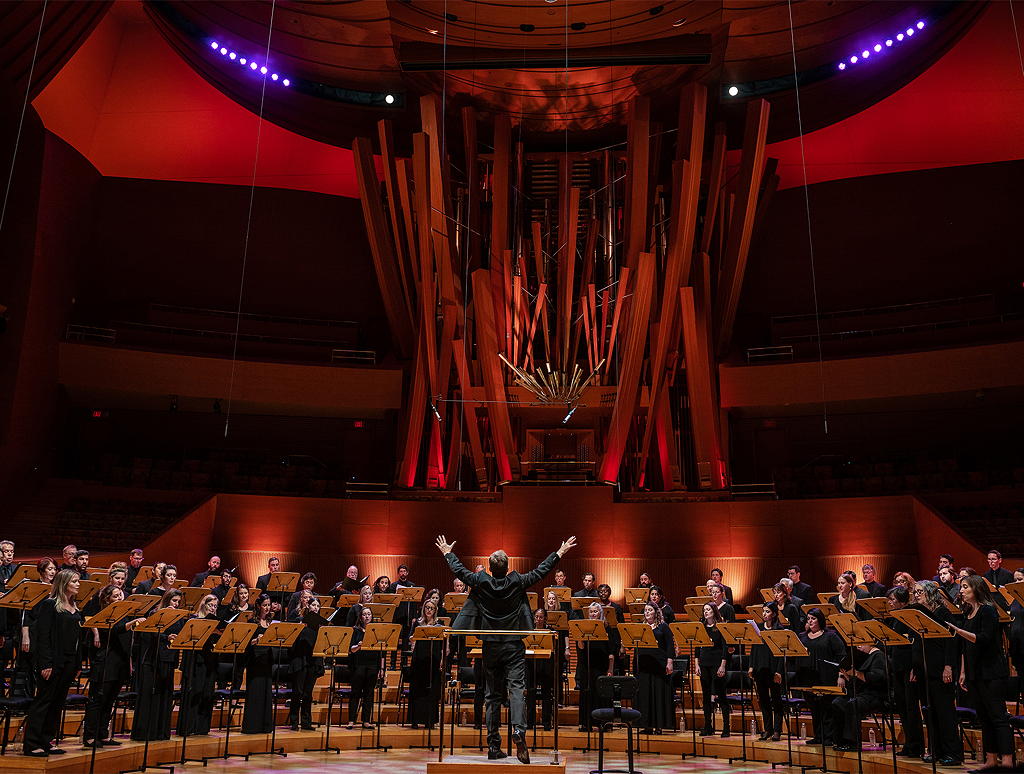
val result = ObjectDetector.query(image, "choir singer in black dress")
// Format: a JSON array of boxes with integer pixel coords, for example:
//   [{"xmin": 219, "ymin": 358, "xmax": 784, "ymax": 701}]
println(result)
[
  {"xmin": 575, "ymin": 601, "xmax": 616, "ymax": 731},
  {"xmin": 435, "ymin": 533, "xmax": 576, "ymax": 764}
]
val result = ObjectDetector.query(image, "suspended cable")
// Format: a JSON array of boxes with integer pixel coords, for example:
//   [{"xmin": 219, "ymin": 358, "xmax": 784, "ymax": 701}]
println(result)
[
  {"xmin": 223, "ymin": 0, "xmax": 278, "ymax": 438},
  {"xmin": 0, "ymin": 0, "xmax": 48, "ymax": 240},
  {"xmin": 1009, "ymin": 1, "xmax": 1024, "ymax": 78},
  {"xmin": 786, "ymin": 0, "xmax": 829, "ymax": 435}
]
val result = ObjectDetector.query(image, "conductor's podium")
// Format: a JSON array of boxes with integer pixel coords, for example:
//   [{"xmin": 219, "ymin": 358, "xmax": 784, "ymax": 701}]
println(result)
[{"xmin": 427, "ymin": 754, "xmax": 566, "ymax": 774}]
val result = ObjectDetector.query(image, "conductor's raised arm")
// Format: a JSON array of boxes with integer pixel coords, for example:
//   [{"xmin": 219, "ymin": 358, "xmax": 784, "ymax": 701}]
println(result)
[{"xmin": 437, "ymin": 535, "xmax": 476, "ymax": 585}]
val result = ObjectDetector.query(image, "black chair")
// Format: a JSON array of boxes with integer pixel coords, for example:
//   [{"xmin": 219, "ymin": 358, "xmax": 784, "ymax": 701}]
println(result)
[
  {"xmin": 0, "ymin": 695, "xmax": 33, "ymax": 755},
  {"xmin": 590, "ymin": 675, "xmax": 642, "ymax": 774},
  {"xmin": 956, "ymin": 706, "xmax": 978, "ymax": 761}
]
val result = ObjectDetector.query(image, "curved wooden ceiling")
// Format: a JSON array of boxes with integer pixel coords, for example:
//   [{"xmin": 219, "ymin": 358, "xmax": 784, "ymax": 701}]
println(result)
[{"xmin": 12, "ymin": 0, "xmax": 982, "ymax": 151}]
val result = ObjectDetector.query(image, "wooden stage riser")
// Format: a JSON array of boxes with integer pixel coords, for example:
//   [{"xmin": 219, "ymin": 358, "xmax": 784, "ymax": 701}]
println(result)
[{"xmin": 0, "ymin": 726, "xmax": 1008, "ymax": 774}]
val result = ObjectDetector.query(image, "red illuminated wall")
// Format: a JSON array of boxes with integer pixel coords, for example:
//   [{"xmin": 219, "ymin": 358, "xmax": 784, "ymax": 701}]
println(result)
[{"xmin": 139, "ymin": 488, "xmax": 966, "ymax": 609}]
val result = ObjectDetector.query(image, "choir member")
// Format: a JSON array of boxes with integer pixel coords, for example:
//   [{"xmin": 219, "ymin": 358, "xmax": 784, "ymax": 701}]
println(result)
[
  {"xmin": 19, "ymin": 558, "xmax": 59, "ymax": 697},
  {"xmin": 635, "ymin": 602, "xmax": 674, "ymax": 734},
  {"xmin": 932, "ymin": 554, "xmax": 955, "ymax": 583},
  {"xmin": 134, "ymin": 561, "xmax": 165, "ymax": 595},
  {"xmin": 552, "ymin": 570, "xmax": 569, "ymax": 589},
  {"xmin": 407, "ymin": 597, "xmax": 444, "ymax": 728},
  {"xmin": 0, "ymin": 539, "xmax": 15, "ymax": 585},
  {"xmin": 706, "ymin": 582, "xmax": 734, "ymax": 622},
  {"xmin": 695, "ymin": 602, "xmax": 729, "ymax": 737},
  {"xmin": 0, "ymin": 540, "xmax": 15, "ymax": 668},
  {"xmin": 797, "ymin": 608, "xmax": 845, "ymax": 746},
  {"xmin": 452, "ymin": 578, "xmax": 467, "ymax": 594},
  {"xmin": 936, "ymin": 566, "xmax": 959, "ymax": 600},
  {"xmin": 910, "ymin": 581, "xmax": 962, "ymax": 766},
  {"xmin": 891, "ymin": 571, "xmax": 916, "ymax": 591},
  {"xmin": 374, "ymin": 575, "xmax": 391, "ymax": 594},
  {"xmin": 227, "ymin": 582, "xmax": 252, "ymax": 616},
  {"xmin": 948, "ymin": 574, "xmax": 1013, "ymax": 771},
  {"xmin": 786, "ymin": 566, "xmax": 815, "ymax": 606},
  {"xmin": 860, "ymin": 563, "xmax": 887, "ymax": 597},
  {"xmin": 637, "ymin": 572, "xmax": 652, "ymax": 588},
  {"xmin": 287, "ymin": 589, "xmax": 314, "ymax": 621},
  {"xmin": 422, "ymin": 587, "xmax": 447, "ymax": 620},
  {"xmin": 983, "ymin": 549, "xmax": 1014, "ymax": 588},
  {"xmin": 286, "ymin": 594, "xmax": 322, "ymax": 730},
  {"xmin": 210, "ymin": 569, "xmax": 234, "ymax": 605},
  {"xmin": 771, "ymin": 582, "xmax": 803, "ymax": 632},
  {"xmin": 331, "ymin": 565, "xmax": 362, "ymax": 598},
  {"xmin": 130, "ymin": 589, "xmax": 183, "ymax": 741},
  {"xmin": 288, "ymin": 572, "xmax": 317, "ymax": 611},
  {"xmin": 829, "ymin": 571, "xmax": 869, "ymax": 619},
  {"xmin": 957, "ymin": 567, "xmax": 977, "ymax": 582},
  {"xmin": 74, "ymin": 550, "xmax": 91, "ymax": 580},
  {"xmin": 83, "ymin": 584, "xmax": 139, "ymax": 748},
  {"xmin": 190, "ymin": 555, "xmax": 222, "ymax": 587},
  {"xmin": 649, "ymin": 585, "xmax": 676, "ymax": 623},
  {"xmin": 575, "ymin": 601, "xmax": 616, "ymax": 731},
  {"xmin": 347, "ymin": 606, "xmax": 380, "ymax": 729},
  {"xmin": 1009, "ymin": 568, "xmax": 1024, "ymax": 677},
  {"xmin": 241, "ymin": 594, "xmax": 276, "ymax": 734},
  {"xmin": 748, "ymin": 603, "xmax": 784, "ymax": 741},
  {"xmin": 126, "ymin": 548, "xmax": 145, "ymax": 589},
  {"xmin": 346, "ymin": 585, "xmax": 374, "ymax": 626},
  {"xmin": 830, "ymin": 640, "xmax": 887, "ymax": 751},
  {"xmin": 59, "ymin": 545, "xmax": 77, "ymax": 573},
  {"xmin": 107, "ymin": 564, "xmax": 128, "ymax": 590},
  {"xmin": 884, "ymin": 587, "xmax": 924, "ymax": 757},
  {"xmin": 149, "ymin": 564, "xmax": 178, "ymax": 596},
  {"xmin": 255, "ymin": 556, "xmax": 280, "ymax": 593},
  {"xmin": 779, "ymin": 577, "xmax": 804, "ymax": 609},
  {"xmin": 22, "ymin": 569, "xmax": 82, "ymax": 757},
  {"xmin": 570, "ymin": 573, "xmax": 598, "ymax": 619},
  {"xmin": 526, "ymin": 608, "xmax": 554, "ymax": 731},
  {"xmin": 387, "ymin": 564, "xmax": 415, "ymax": 592},
  {"xmin": 543, "ymin": 590, "xmax": 569, "ymax": 660},
  {"xmin": 176, "ymin": 593, "xmax": 219, "ymax": 736},
  {"xmin": 709, "ymin": 568, "xmax": 734, "ymax": 605}
]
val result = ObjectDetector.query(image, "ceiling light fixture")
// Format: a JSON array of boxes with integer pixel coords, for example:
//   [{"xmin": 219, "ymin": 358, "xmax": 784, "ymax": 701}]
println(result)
[
  {"xmin": 672, "ymin": 18, "xmax": 688, "ymax": 27},
  {"xmin": 727, "ymin": 85, "xmax": 739, "ymax": 97},
  {"xmin": 838, "ymin": 19, "xmax": 927, "ymax": 72}
]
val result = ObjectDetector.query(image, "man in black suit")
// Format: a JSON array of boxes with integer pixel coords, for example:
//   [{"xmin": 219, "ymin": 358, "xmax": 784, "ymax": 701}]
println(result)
[
  {"xmin": 984, "ymin": 549, "xmax": 1014, "ymax": 588},
  {"xmin": 931, "ymin": 554, "xmax": 955, "ymax": 583},
  {"xmin": 191, "ymin": 555, "xmax": 221, "ymax": 587},
  {"xmin": 570, "ymin": 572, "xmax": 598, "ymax": 618},
  {"xmin": 861, "ymin": 563, "xmax": 887, "ymax": 597},
  {"xmin": 437, "ymin": 533, "xmax": 577, "ymax": 763},
  {"xmin": 126, "ymin": 548, "xmax": 145, "ymax": 589},
  {"xmin": 787, "ymin": 565, "xmax": 815, "ymax": 605},
  {"xmin": 710, "ymin": 568, "xmax": 734, "ymax": 605}
]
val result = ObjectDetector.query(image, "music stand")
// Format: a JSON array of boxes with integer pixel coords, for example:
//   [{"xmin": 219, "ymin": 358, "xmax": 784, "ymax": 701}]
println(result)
[
  {"xmin": 856, "ymin": 620, "xmax": 908, "ymax": 774},
  {"xmin": 624, "ymin": 588, "xmax": 650, "ymax": 605},
  {"xmin": 855, "ymin": 598, "xmax": 890, "ymax": 620},
  {"xmin": 527, "ymin": 591, "xmax": 539, "ymax": 611},
  {"xmin": 816, "ymin": 593, "xmax": 833, "ymax": 605},
  {"xmin": 803, "ymin": 603, "xmax": 838, "ymax": 618},
  {"xmin": 683, "ymin": 603, "xmax": 706, "ymax": 622},
  {"xmin": 760, "ymin": 588, "xmax": 774, "ymax": 603},
  {"xmin": 372, "ymin": 592, "xmax": 400, "ymax": 605},
  {"xmin": 569, "ymin": 619, "xmax": 609, "ymax": 752},
  {"xmin": 203, "ymin": 576, "xmax": 236, "ymax": 589},
  {"xmin": 521, "ymin": 631, "xmax": 555, "ymax": 751},
  {"xmin": 250, "ymin": 622, "xmax": 304, "ymax": 759},
  {"xmin": 797, "ymin": 685, "xmax": 846, "ymax": 774},
  {"xmin": 617, "ymin": 624, "xmax": 658, "ymax": 746},
  {"xmin": 888, "ymin": 609, "xmax": 950, "ymax": 774},
  {"xmin": 5, "ymin": 563, "xmax": 39, "ymax": 585},
  {"xmin": 602, "ymin": 606, "xmax": 620, "ymax": 627},
  {"xmin": 572, "ymin": 596, "xmax": 600, "ymax": 617},
  {"xmin": 122, "ymin": 608, "xmax": 189, "ymax": 774},
  {"xmin": 75, "ymin": 579, "xmax": 102, "ymax": 607},
  {"xmin": 305, "ymin": 625, "xmax": 353, "ymax": 754},
  {"xmin": 827, "ymin": 614, "xmax": 873, "ymax": 774},
  {"xmin": 719, "ymin": 622, "xmax": 764, "ymax": 763},
  {"xmin": 0, "ymin": 582, "xmax": 50, "ymax": 648},
  {"xmin": 407, "ymin": 625, "xmax": 447, "ymax": 750},
  {"xmin": 133, "ymin": 566, "xmax": 156, "ymax": 588},
  {"xmin": 203, "ymin": 621, "xmax": 257, "ymax": 764},
  {"xmin": 442, "ymin": 592, "xmax": 467, "ymax": 613},
  {"xmin": 670, "ymin": 622, "xmax": 711, "ymax": 759},
  {"xmin": 266, "ymin": 572, "xmax": 299, "ymax": 612},
  {"xmin": 358, "ymin": 622, "xmax": 401, "ymax": 751},
  {"xmin": 165, "ymin": 618, "xmax": 221, "ymax": 765},
  {"xmin": 365, "ymin": 602, "xmax": 397, "ymax": 623},
  {"xmin": 178, "ymin": 586, "xmax": 210, "ymax": 610},
  {"xmin": 761, "ymin": 628, "xmax": 809, "ymax": 770}
]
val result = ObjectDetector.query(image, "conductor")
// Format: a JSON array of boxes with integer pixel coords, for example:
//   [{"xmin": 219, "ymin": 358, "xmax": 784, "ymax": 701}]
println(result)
[{"xmin": 435, "ymin": 534, "xmax": 577, "ymax": 763}]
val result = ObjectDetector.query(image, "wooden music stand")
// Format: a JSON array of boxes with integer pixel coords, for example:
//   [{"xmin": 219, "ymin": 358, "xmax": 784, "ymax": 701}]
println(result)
[
  {"xmin": 251, "ymin": 622, "xmax": 304, "ymax": 759},
  {"xmin": 827, "ymin": 613, "xmax": 873, "ymax": 646},
  {"xmin": 602, "ymin": 606, "xmax": 620, "ymax": 626},
  {"xmin": 372, "ymin": 592, "xmax": 400, "ymax": 604},
  {"xmin": 571, "ymin": 596, "xmax": 601, "ymax": 614},
  {"xmin": 527, "ymin": 591, "xmax": 539, "ymax": 611},
  {"xmin": 133, "ymin": 566, "xmax": 156, "ymax": 587},
  {"xmin": 746, "ymin": 603, "xmax": 766, "ymax": 622},
  {"xmin": 685, "ymin": 595, "xmax": 712, "ymax": 605},
  {"xmin": 167, "ymin": 618, "xmax": 222, "ymax": 764},
  {"xmin": 1002, "ymin": 580, "xmax": 1024, "ymax": 607},
  {"xmin": 670, "ymin": 622, "xmax": 712, "ymax": 753},
  {"xmin": 307, "ymin": 626, "xmax": 354, "ymax": 754},
  {"xmin": 366, "ymin": 602, "xmax": 397, "ymax": 622},
  {"xmin": 546, "ymin": 610, "xmax": 568, "ymax": 631},
  {"xmin": 360, "ymin": 623, "xmax": 402, "ymax": 751},
  {"xmin": 760, "ymin": 588, "xmax": 774, "ymax": 603},
  {"xmin": 570, "ymin": 620, "xmax": 609, "ymax": 752},
  {"xmin": 75, "ymin": 579, "xmax": 102, "ymax": 607},
  {"xmin": 84, "ymin": 599, "xmax": 138, "ymax": 629},
  {"xmin": 205, "ymin": 622, "xmax": 258, "ymax": 764},
  {"xmin": 761, "ymin": 629, "xmax": 809, "ymax": 767},
  {"xmin": 0, "ymin": 582, "xmax": 50, "ymax": 624},
  {"xmin": 684, "ymin": 603, "xmax": 707, "ymax": 622},
  {"xmin": 624, "ymin": 588, "xmax": 650, "ymax": 604},
  {"xmin": 442, "ymin": 592, "xmax": 467, "ymax": 613},
  {"xmin": 855, "ymin": 597, "xmax": 890, "ymax": 620},
  {"xmin": 855, "ymin": 620, "xmax": 909, "ymax": 647},
  {"xmin": 544, "ymin": 587, "xmax": 571, "ymax": 604},
  {"xmin": 179, "ymin": 586, "xmax": 211, "ymax": 609},
  {"xmin": 203, "ymin": 576, "xmax": 237, "ymax": 589},
  {"xmin": 803, "ymin": 602, "xmax": 838, "ymax": 618},
  {"xmin": 407, "ymin": 625, "xmax": 447, "ymax": 750},
  {"xmin": 172, "ymin": 579, "xmax": 189, "ymax": 589},
  {"xmin": 265, "ymin": 572, "xmax": 299, "ymax": 610},
  {"xmin": 816, "ymin": 592, "xmax": 834, "ymax": 605},
  {"xmin": 718, "ymin": 623, "xmax": 764, "ymax": 763},
  {"xmin": 5, "ymin": 563, "xmax": 40, "ymax": 585}
]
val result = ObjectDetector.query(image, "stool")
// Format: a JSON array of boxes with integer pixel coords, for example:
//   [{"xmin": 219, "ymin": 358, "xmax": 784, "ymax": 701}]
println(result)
[{"xmin": 590, "ymin": 676, "xmax": 643, "ymax": 774}]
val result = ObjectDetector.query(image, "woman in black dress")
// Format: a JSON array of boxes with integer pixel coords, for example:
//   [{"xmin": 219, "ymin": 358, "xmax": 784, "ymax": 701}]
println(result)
[
  {"xmin": 771, "ymin": 582, "xmax": 803, "ymax": 632},
  {"xmin": 286, "ymin": 593, "xmax": 323, "ymax": 730},
  {"xmin": 83, "ymin": 584, "xmax": 140, "ymax": 747},
  {"xmin": 148, "ymin": 565, "xmax": 178, "ymax": 597},
  {"xmin": 23, "ymin": 569, "xmax": 82, "ymax": 757},
  {"xmin": 748, "ymin": 603, "xmax": 784, "ymax": 740},
  {"xmin": 575, "ymin": 601, "xmax": 616, "ymax": 731},
  {"xmin": 407, "ymin": 598, "xmax": 445, "ymax": 728},
  {"xmin": 131, "ymin": 589, "xmax": 183, "ymax": 741},
  {"xmin": 346, "ymin": 585, "xmax": 374, "ymax": 626},
  {"xmin": 176, "ymin": 593, "xmax": 220, "ymax": 737},
  {"xmin": 948, "ymin": 574, "xmax": 1013, "ymax": 772},
  {"xmin": 526, "ymin": 608, "xmax": 555, "ymax": 730},
  {"xmin": 635, "ymin": 602, "xmax": 674, "ymax": 733},
  {"xmin": 648, "ymin": 585, "xmax": 675, "ymax": 623},
  {"xmin": 374, "ymin": 576, "xmax": 392, "ymax": 595},
  {"xmin": 884, "ymin": 586, "xmax": 924, "ymax": 756},
  {"xmin": 909, "ymin": 580, "xmax": 962, "ymax": 766},
  {"xmin": 829, "ymin": 571, "xmax": 867, "ymax": 620},
  {"xmin": 695, "ymin": 602, "xmax": 729, "ymax": 737},
  {"xmin": 242, "ymin": 594, "xmax": 276, "ymax": 734},
  {"xmin": 18, "ymin": 558, "xmax": 57, "ymax": 698},
  {"xmin": 347, "ymin": 606, "xmax": 380, "ymax": 729},
  {"xmin": 796, "ymin": 607, "xmax": 846, "ymax": 747},
  {"xmin": 1008, "ymin": 568, "xmax": 1024, "ymax": 677}
]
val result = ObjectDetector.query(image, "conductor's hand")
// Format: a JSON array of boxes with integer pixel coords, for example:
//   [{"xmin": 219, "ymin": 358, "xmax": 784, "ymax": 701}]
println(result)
[
  {"xmin": 435, "ymin": 535, "xmax": 456, "ymax": 555},
  {"xmin": 557, "ymin": 536, "xmax": 577, "ymax": 557}
]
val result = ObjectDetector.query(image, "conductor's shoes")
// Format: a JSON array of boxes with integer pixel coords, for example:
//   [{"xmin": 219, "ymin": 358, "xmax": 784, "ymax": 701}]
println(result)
[
  {"xmin": 487, "ymin": 748, "xmax": 508, "ymax": 760},
  {"xmin": 512, "ymin": 730, "xmax": 530, "ymax": 764}
]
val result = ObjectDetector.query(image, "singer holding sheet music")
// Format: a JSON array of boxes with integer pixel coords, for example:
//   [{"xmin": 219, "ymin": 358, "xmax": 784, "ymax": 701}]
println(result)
[{"xmin": 436, "ymin": 533, "xmax": 576, "ymax": 764}]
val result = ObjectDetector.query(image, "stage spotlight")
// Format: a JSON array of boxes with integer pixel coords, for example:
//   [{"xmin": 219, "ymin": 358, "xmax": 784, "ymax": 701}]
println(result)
[
  {"xmin": 229, "ymin": 52, "xmax": 236, "ymax": 60},
  {"xmin": 271, "ymin": 73, "xmax": 278, "ymax": 80},
  {"xmin": 873, "ymin": 44, "xmax": 881, "ymax": 52},
  {"xmin": 385, "ymin": 94, "xmax": 395, "ymax": 104},
  {"xmin": 240, "ymin": 58, "xmax": 247, "ymax": 64},
  {"xmin": 906, "ymin": 27, "xmax": 914, "ymax": 36},
  {"xmin": 727, "ymin": 85, "xmax": 739, "ymax": 96},
  {"xmin": 896, "ymin": 33, "xmax": 904, "ymax": 41},
  {"xmin": 430, "ymin": 401, "xmax": 443, "ymax": 422},
  {"xmin": 260, "ymin": 66, "xmax": 267, "ymax": 74},
  {"xmin": 862, "ymin": 50, "xmax": 869, "ymax": 58},
  {"xmin": 917, "ymin": 20, "xmax": 925, "ymax": 29},
  {"xmin": 886, "ymin": 39, "xmax": 893, "ymax": 47},
  {"xmin": 838, "ymin": 62, "xmax": 846, "ymax": 70},
  {"xmin": 250, "ymin": 62, "xmax": 258, "ymax": 70},
  {"xmin": 562, "ymin": 405, "xmax": 578, "ymax": 424},
  {"xmin": 219, "ymin": 47, "xmax": 227, "ymax": 55},
  {"xmin": 282, "ymin": 78, "xmax": 290, "ymax": 86},
  {"xmin": 850, "ymin": 55, "xmax": 858, "ymax": 63},
  {"xmin": 211, "ymin": 41, "xmax": 219, "ymax": 49}
]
